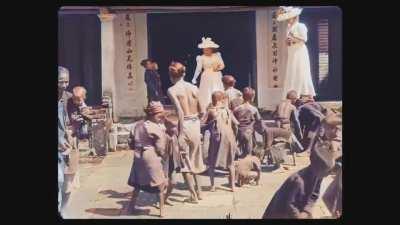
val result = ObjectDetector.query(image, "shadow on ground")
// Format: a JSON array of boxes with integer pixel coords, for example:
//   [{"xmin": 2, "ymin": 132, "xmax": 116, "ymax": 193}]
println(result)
[
  {"xmin": 99, "ymin": 189, "xmax": 132, "ymax": 199},
  {"xmin": 261, "ymin": 164, "xmax": 279, "ymax": 173},
  {"xmin": 85, "ymin": 190, "xmax": 161, "ymax": 217}
]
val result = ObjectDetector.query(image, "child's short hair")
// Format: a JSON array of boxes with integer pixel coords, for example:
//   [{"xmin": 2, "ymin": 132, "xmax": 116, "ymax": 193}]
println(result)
[
  {"xmin": 211, "ymin": 90, "xmax": 225, "ymax": 105},
  {"xmin": 72, "ymin": 86, "xmax": 87, "ymax": 98},
  {"xmin": 243, "ymin": 87, "xmax": 255, "ymax": 101},
  {"xmin": 169, "ymin": 61, "xmax": 186, "ymax": 78},
  {"xmin": 140, "ymin": 58, "xmax": 155, "ymax": 67},
  {"xmin": 286, "ymin": 90, "xmax": 298, "ymax": 100},
  {"xmin": 222, "ymin": 75, "xmax": 236, "ymax": 87}
]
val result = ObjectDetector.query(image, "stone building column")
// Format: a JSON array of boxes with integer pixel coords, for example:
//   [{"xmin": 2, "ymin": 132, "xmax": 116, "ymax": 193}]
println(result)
[
  {"xmin": 256, "ymin": 8, "xmax": 287, "ymax": 111},
  {"xmin": 98, "ymin": 12, "xmax": 118, "ymax": 122}
]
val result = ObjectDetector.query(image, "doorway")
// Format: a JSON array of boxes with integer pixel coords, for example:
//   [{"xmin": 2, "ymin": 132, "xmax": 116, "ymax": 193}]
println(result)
[
  {"xmin": 147, "ymin": 11, "xmax": 257, "ymax": 102},
  {"xmin": 58, "ymin": 12, "xmax": 102, "ymax": 105}
]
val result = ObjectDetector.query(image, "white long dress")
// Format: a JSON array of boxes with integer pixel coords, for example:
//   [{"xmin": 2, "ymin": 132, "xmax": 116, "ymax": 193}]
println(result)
[
  {"xmin": 282, "ymin": 22, "xmax": 316, "ymax": 99},
  {"xmin": 193, "ymin": 52, "xmax": 225, "ymax": 110}
]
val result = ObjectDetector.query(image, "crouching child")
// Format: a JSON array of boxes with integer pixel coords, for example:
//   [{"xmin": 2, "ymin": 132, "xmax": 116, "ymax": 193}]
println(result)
[{"xmin": 234, "ymin": 155, "xmax": 261, "ymax": 187}]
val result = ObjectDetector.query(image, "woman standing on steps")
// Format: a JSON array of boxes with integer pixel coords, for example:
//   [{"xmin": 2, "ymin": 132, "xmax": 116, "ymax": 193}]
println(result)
[
  {"xmin": 277, "ymin": 7, "xmax": 316, "ymax": 100},
  {"xmin": 191, "ymin": 37, "xmax": 226, "ymax": 111}
]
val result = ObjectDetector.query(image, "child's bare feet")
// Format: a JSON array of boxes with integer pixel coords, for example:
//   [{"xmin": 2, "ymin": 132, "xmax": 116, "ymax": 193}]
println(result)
[
  {"xmin": 196, "ymin": 190, "xmax": 203, "ymax": 200},
  {"xmin": 184, "ymin": 195, "xmax": 199, "ymax": 204},
  {"xmin": 209, "ymin": 186, "xmax": 216, "ymax": 192},
  {"xmin": 160, "ymin": 209, "xmax": 165, "ymax": 218}
]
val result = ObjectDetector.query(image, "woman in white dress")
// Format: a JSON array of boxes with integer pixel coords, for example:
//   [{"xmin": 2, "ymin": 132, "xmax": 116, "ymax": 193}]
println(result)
[
  {"xmin": 277, "ymin": 7, "xmax": 316, "ymax": 100},
  {"xmin": 191, "ymin": 37, "xmax": 225, "ymax": 111}
]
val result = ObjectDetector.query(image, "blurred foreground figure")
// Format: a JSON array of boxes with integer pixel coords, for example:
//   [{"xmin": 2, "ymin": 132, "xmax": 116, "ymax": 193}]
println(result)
[{"xmin": 262, "ymin": 113, "xmax": 342, "ymax": 219}]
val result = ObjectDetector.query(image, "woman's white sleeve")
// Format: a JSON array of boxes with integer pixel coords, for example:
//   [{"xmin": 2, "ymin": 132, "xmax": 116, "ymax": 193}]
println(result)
[
  {"xmin": 292, "ymin": 23, "xmax": 308, "ymax": 42},
  {"xmin": 192, "ymin": 55, "xmax": 202, "ymax": 81},
  {"xmin": 216, "ymin": 52, "xmax": 225, "ymax": 69}
]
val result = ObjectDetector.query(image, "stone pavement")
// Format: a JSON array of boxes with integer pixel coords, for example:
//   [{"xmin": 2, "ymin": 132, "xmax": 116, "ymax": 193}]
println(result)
[{"xmin": 62, "ymin": 150, "xmax": 335, "ymax": 219}]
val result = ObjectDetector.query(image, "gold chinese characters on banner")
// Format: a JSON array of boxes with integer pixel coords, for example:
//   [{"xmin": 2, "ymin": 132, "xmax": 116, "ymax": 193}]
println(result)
[{"xmin": 125, "ymin": 14, "xmax": 135, "ymax": 92}]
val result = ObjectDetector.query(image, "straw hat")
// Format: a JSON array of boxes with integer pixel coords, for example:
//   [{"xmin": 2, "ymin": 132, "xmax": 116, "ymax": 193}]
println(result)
[
  {"xmin": 198, "ymin": 37, "xmax": 219, "ymax": 49},
  {"xmin": 276, "ymin": 6, "xmax": 303, "ymax": 22}
]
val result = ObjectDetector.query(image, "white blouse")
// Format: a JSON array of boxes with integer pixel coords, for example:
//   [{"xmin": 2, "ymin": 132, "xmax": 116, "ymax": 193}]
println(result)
[
  {"xmin": 287, "ymin": 22, "xmax": 308, "ymax": 43},
  {"xmin": 192, "ymin": 52, "xmax": 225, "ymax": 82}
]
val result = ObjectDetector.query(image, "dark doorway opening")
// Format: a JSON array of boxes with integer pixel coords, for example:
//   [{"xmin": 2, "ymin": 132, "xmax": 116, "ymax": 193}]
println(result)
[
  {"xmin": 147, "ymin": 11, "xmax": 256, "ymax": 103},
  {"xmin": 58, "ymin": 12, "xmax": 102, "ymax": 105}
]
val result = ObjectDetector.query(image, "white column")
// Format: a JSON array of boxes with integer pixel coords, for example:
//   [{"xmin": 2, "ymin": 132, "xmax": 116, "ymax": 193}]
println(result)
[
  {"xmin": 256, "ymin": 8, "xmax": 286, "ymax": 111},
  {"xmin": 98, "ymin": 13, "xmax": 118, "ymax": 122},
  {"xmin": 255, "ymin": 9, "xmax": 269, "ymax": 109},
  {"xmin": 112, "ymin": 13, "xmax": 148, "ymax": 118}
]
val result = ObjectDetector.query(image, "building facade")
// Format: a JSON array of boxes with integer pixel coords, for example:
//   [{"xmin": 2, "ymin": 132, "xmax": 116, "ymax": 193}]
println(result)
[{"xmin": 58, "ymin": 6, "xmax": 342, "ymax": 121}]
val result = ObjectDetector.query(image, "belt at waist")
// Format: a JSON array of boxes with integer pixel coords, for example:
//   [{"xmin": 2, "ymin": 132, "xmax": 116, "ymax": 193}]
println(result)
[
  {"xmin": 277, "ymin": 118, "xmax": 290, "ymax": 124},
  {"xmin": 288, "ymin": 41, "xmax": 304, "ymax": 47},
  {"xmin": 204, "ymin": 68, "xmax": 218, "ymax": 72},
  {"xmin": 134, "ymin": 145, "xmax": 153, "ymax": 151},
  {"xmin": 183, "ymin": 115, "xmax": 199, "ymax": 121}
]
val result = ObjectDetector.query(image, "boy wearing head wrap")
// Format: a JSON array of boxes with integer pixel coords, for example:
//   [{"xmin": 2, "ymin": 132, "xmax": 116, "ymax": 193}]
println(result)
[
  {"xmin": 262, "ymin": 113, "xmax": 342, "ymax": 219},
  {"xmin": 222, "ymin": 75, "xmax": 243, "ymax": 110},
  {"xmin": 127, "ymin": 101, "xmax": 168, "ymax": 217}
]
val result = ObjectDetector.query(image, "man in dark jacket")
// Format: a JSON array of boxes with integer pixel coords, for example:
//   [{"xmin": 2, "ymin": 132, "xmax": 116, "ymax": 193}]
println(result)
[
  {"xmin": 262, "ymin": 113, "xmax": 342, "ymax": 219},
  {"xmin": 141, "ymin": 59, "xmax": 164, "ymax": 103},
  {"xmin": 297, "ymin": 95, "xmax": 326, "ymax": 151}
]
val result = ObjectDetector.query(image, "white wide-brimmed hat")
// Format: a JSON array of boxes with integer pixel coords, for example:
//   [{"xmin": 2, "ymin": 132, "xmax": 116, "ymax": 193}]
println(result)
[
  {"xmin": 276, "ymin": 6, "xmax": 303, "ymax": 22},
  {"xmin": 198, "ymin": 37, "xmax": 219, "ymax": 49}
]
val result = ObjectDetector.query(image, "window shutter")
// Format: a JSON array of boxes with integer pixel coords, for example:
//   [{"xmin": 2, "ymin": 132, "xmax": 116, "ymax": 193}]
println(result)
[{"xmin": 318, "ymin": 19, "xmax": 329, "ymax": 85}]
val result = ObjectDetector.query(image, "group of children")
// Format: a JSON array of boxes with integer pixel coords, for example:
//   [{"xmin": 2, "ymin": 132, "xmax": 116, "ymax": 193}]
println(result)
[{"xmin": 126, "ymin": 61, "xmax": 342, "ymax": 218}]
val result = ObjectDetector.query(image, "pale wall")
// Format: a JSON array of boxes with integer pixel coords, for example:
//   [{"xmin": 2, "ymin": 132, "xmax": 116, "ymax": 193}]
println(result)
[
  {"xmin": 256, "ymin": 8, "xmax": 288, "ymax": 111},
  {"xmin": 113, "ymin": 13, "xmax": 148, "ymax": 118},
  {"xmin": 103, "ymin": 9, "xmax": 289, "ymax": 119}
]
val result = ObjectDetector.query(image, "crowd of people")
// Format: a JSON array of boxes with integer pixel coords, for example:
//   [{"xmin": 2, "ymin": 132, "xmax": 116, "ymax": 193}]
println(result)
[
  {"xmin": 125, "ymin": 59, "xmax": 342, "ymax": 218},
  {"xmin": 57, "ymin": 6, "xmax": 342, "ymax": 219}
]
